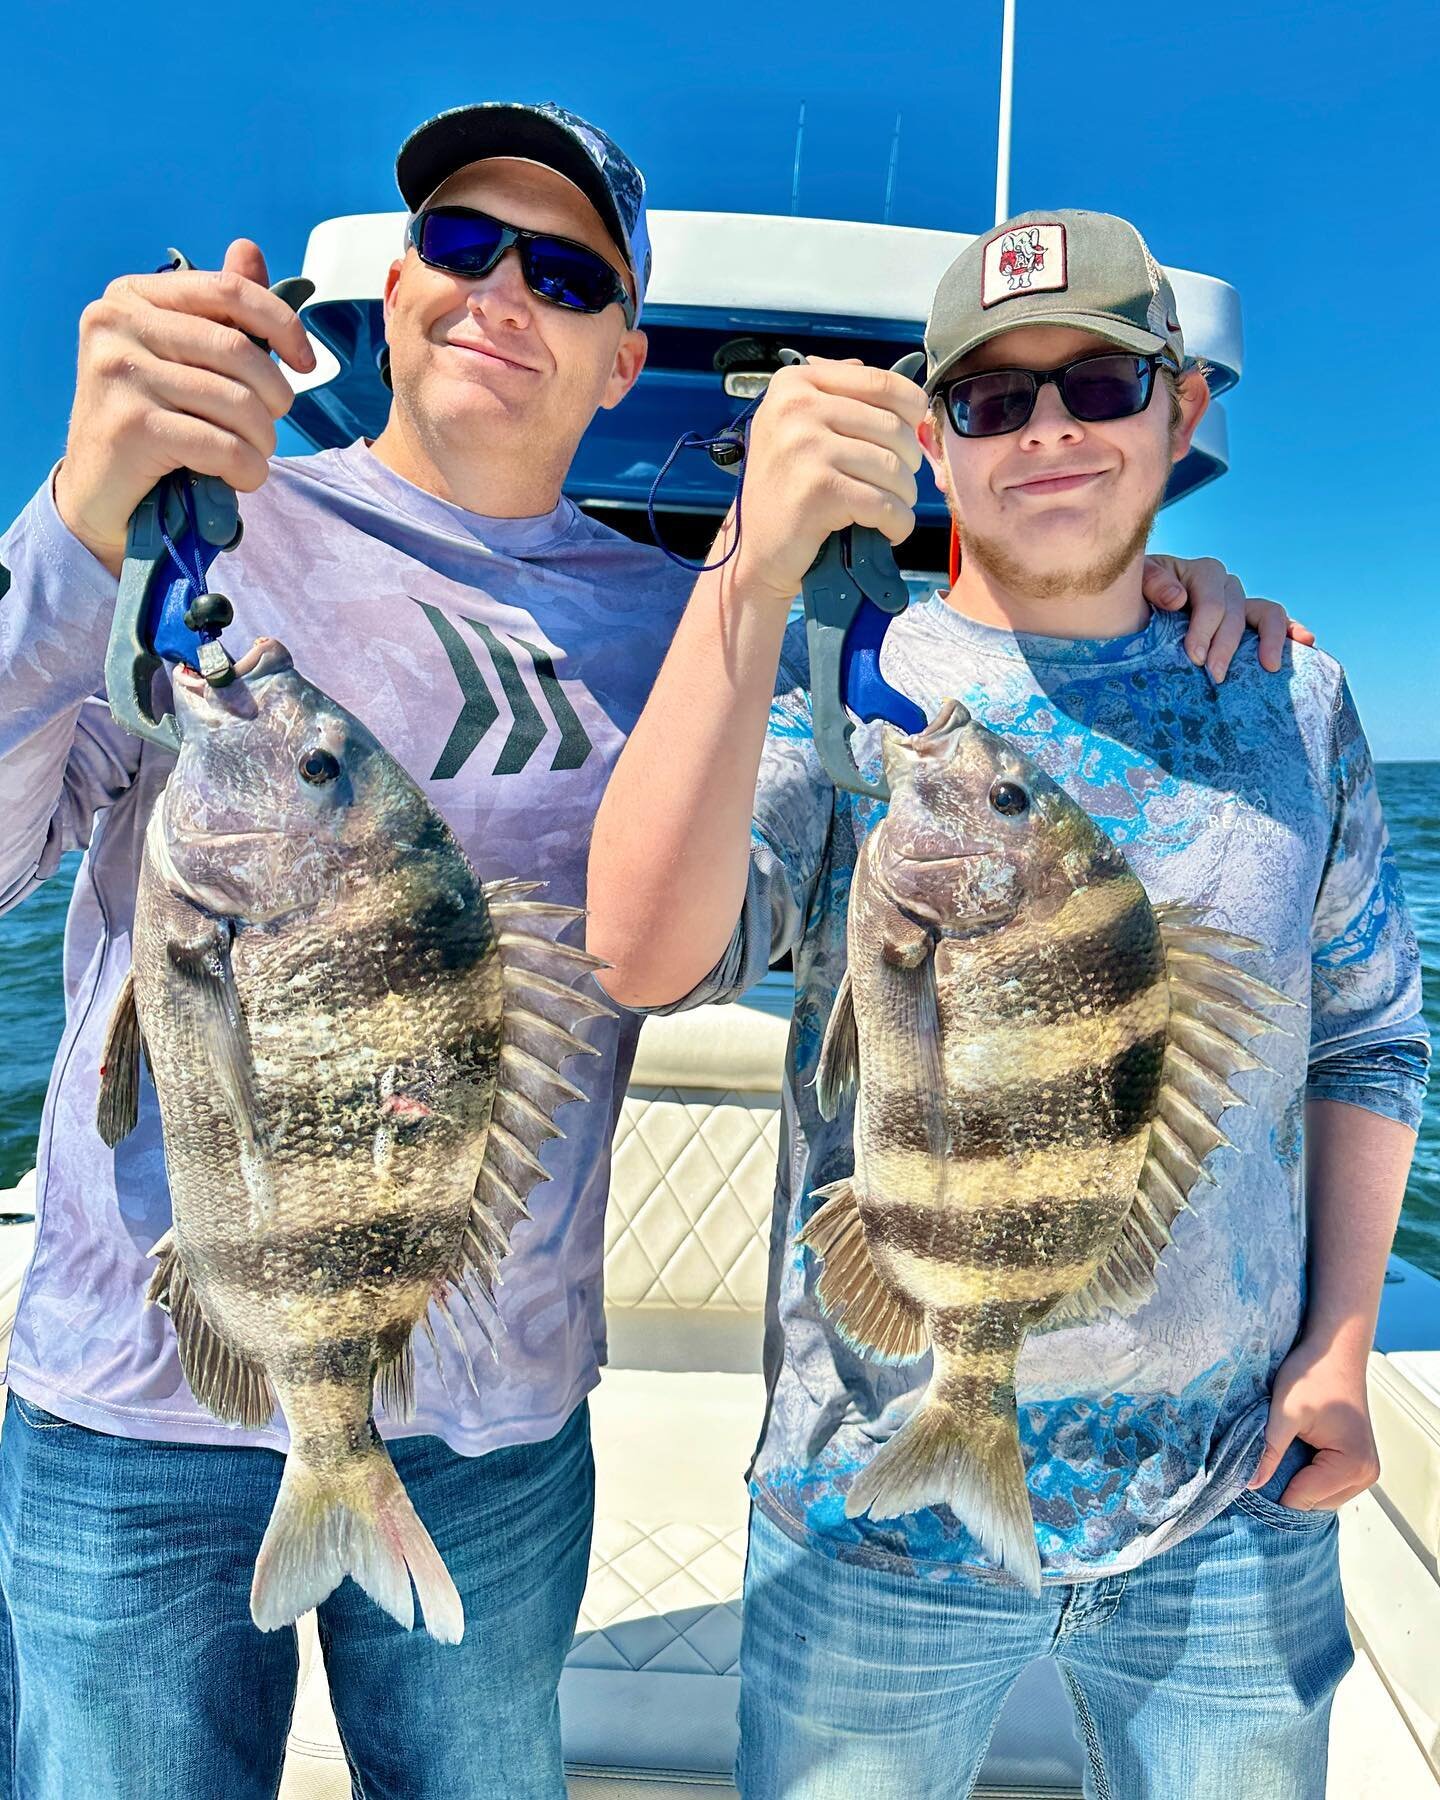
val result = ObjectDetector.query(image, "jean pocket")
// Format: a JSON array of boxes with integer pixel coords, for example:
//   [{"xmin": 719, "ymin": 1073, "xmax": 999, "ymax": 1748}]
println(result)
[
  {"xmin": 7, "ymin": 1394, "xmax": 75, "ymax": 1434},
  {"xmin": 1231, "ymin": 1438, "xmax": 1336, "ymax": 1533}
]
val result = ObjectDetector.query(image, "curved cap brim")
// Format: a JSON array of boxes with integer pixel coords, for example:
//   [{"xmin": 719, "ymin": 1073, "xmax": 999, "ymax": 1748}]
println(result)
[{"xmin": 926, "ymin": 311, "xmax": 1169, "ymax": 394}]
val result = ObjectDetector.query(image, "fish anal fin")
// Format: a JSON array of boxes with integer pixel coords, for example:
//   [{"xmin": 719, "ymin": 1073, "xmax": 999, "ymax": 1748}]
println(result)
[
  {"xmin": 814, "ymin": 972, "xmax": 859, "ymax": 1122},
  {"xmin": 798, "ymin": 1178, "xmax": 929, "ymax": 1364},
  {"xmin": 97, "ymin": 971, "xmax": 142, "ymax": 1146},
  {"xmin": 845, "ymin": 1390, "xmax": 1041, "ymax": 1595},
  {"xmin": 146, "ymin": 1232, "xmax": 275, "ymax": 1428},
  {"xmin": 374, "ymin": 1340, "xmax": 416, "ymax": 1422}
]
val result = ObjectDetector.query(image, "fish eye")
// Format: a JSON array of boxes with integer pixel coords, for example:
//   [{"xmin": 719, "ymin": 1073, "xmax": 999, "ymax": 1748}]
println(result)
[
  {"xmin": 298, "ymin": 748, "xmax": 341, "ymax": 786},
  {"xmin": 989, "ymin": 780, "xmax": 1029, "ymax": 817}
]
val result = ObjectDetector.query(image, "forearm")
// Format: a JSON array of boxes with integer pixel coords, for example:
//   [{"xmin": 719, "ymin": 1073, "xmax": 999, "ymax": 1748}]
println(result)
[
  {"xmin": 1301, "ymin": 1097, "xmax": 1418, "ymax": 1353},
  {"xmin": 587, "ymin": 531, "xmax": 791, "ymax": 1008},
  {"xmin": 0, "ymin": 469, "xmax": 126, "ymax": 907}
]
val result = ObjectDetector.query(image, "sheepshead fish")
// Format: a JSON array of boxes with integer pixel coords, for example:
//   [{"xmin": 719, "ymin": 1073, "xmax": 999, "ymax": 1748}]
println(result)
[
  {"xmin": 97, "ymin": 638, "xmax": 609, "ymax": 1643},
  {"xmin": 803, "ymin": 698, "xmax": 1294, "ymax": 1592}
]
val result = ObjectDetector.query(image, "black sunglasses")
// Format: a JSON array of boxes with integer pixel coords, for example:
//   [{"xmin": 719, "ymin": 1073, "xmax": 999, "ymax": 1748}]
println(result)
[
  {"xmin": 408, "ymin": 206, "xmax": 636, "ymax": 328},
  {"xmin": 940, "ymin": 351, "xmax": 1163, "ymax": 439}
]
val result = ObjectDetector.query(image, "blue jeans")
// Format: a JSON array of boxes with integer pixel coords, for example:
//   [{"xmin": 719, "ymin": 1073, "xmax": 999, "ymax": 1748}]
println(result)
[
  {"xmin": 0, "ymin": 1391, "xmax": 593, "ymax": 1800},
  {"xmin": 738, "ymin": 1442, "xmax": 1353, "ymax": 1800}
]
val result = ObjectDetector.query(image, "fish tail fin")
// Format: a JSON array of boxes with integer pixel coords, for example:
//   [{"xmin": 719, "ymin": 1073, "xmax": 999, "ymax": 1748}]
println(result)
[
  {"xmin": 845, "ymin": 1395, "xmax": 1041, "ymax": 1595},
  {"xmin": 251, "ymin": 1444, "xmax": 464, "ymax": 1644}
]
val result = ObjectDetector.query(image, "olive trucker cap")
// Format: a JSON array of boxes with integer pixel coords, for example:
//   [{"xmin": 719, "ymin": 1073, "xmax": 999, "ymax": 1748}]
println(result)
[{"xmin": 924, "ymin": 209, "xmax": 1185, "ymax": 394}]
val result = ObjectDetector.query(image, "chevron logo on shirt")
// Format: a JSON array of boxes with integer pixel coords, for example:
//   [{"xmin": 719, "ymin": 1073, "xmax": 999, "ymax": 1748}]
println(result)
[{"xmin": 414, "ymin": 600, "xmax": 593, "ymax": 780}]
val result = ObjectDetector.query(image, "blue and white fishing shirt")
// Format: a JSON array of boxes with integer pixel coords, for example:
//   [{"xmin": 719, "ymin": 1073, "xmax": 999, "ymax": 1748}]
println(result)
[{"xmin": 672, "ymin": 596, "xmax": 1430, "ymax": 1583}]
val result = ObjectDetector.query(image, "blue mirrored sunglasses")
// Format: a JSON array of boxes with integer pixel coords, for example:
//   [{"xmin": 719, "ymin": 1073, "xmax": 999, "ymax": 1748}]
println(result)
[{"xmin": 408, "ymin": 206, "xmax": 635, "ymax": 328}]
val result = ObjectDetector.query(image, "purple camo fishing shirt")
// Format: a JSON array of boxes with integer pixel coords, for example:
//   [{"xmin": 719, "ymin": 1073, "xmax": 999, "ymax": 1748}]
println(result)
[{"xmin": 0, "ymin": 441, "xmax": 693, "ymax": 1454}]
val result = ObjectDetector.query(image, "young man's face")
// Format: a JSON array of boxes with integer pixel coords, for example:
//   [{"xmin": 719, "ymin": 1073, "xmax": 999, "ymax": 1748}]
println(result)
[
  {"xmin": 920, "ymin": 324, "xmax": 1208, "ymax": 601},
  {"xmin": 382, "ymin": 157, "xmax": 647, "ymax": 472}
]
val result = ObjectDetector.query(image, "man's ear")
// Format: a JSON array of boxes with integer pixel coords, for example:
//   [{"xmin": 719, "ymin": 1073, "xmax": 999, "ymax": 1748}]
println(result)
[
  {"xmin": 601, "ymin": 328, "xmax": 648, "ymax": 411},
  {"xmin": 381, "ymin": 257, "xmax": 404, "ymax": 330},
  {"xmin": 1170, "ymin": 368, "xmax": 1211, "ymax": 465},
  {"xmin": 919, "ymin": 409, "xmax": 952, "ymax": 501}
]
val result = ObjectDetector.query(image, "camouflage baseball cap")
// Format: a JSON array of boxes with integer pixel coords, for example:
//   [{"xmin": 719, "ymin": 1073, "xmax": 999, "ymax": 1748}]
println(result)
[
  {"xmin": 924, "ymin": 209, "xmax": 1184, "ymax": 395},
  {"xmin": 396, "ymin": 101, "xmax": 652, "ymax": 318}
]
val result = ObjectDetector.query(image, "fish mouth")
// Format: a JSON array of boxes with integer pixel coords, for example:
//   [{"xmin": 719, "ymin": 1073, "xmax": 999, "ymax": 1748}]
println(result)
[{"xmin": 173, "ymin": 638, "xmax": 293, "ymax": 698}]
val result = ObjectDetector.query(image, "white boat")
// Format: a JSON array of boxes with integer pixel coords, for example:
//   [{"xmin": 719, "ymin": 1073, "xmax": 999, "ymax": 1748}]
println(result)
[{"xmin": 1, "ymin": 204, "xmax": 1434, "ymax": 1796}]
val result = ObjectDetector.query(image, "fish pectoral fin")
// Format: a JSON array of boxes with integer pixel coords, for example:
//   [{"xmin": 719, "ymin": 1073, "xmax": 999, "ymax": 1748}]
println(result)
[
  {"xmin": 146, "ymin": 1233, "xmax": 276, "ymax": 1428},
  {"xmin": 165, "ymin": 925, "xmax": 269, "ymax": 1159},
  {"xmin": 97, "ymin": 970, "xmax": 143, "ymax": 1147},
  {"xmin": 845, "ymin": 1390, "xmax": 1041, "ymax": 1596},
  {"xmin": 814, "ymin": 971, "xmax": 860, "ymax": 1121},
  {"xmin": 798, "ymin": 1179, "xmax": 929, "ymax": 1364}
]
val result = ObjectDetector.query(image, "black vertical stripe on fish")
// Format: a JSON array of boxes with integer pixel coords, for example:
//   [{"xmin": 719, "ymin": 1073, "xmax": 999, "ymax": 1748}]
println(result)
[
  {"xmin": 861, "ymin": 1193, "xmax": 1124, "ymax": 1267},
  {"xmin": 205, "ymin": 1210, "xmax": 463, "ymax": 1292},
  {"xmin": 950, "ymin": 887, "xmax": 1165, "ymax": 1024},
  {"xmin": 866, "ymin": 1029, "xmax": 1169, "ymax": 1160}
]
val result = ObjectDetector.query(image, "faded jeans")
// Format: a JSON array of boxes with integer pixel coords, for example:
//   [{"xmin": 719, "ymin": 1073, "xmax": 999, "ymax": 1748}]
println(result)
[
  {"xmin": 0, "ymin": 1390, "xmax": 593, "ymax": 1800},
  {"xmin": 738, "ymin": 1439, "xmax": 1353, "ymax": 1800}
]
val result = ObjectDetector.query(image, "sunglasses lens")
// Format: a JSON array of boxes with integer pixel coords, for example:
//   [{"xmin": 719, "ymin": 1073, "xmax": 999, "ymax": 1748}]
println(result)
[
  {"xmin": 417, "ymin": 210, "xmax": 507, "ymax": 276},
  {"xmin": 524, "ymin": 237, "xmax": 622, "ymax": 313},
  {"xmin": 946, "ymin": 371, "xmax": 1038, "ymax": 438},
  {"xmin": 1062, "ymin": 354, "xmax": 1153, "ymax": 421}
]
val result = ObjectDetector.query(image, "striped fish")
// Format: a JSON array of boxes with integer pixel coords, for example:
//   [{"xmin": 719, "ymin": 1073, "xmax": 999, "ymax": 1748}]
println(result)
[
  {"xmin": 802, "ymin": 698, "xmax": 1295, "ymax": 1592},
  {"xmin": 97, "ymin": 639, "xmax": 609, "ymax": 1643}
]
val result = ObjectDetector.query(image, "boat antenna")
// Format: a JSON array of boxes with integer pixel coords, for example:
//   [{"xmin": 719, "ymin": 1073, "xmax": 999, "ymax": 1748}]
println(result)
[
  {"xmin": 790, "ymin": 102, "xmax": 807, "ymax": 215},
  {"xmin": 994, "ymin": 0, "xmax": 1016, "ymax": 223},
  {"xmin": 883, "ymin": 112, "xmax": 903, "ymax": 222}
]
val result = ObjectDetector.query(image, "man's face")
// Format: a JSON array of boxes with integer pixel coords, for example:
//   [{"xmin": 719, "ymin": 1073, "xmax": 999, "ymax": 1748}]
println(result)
[
  {"xmin": 920, "ymin": 324, "xmax": 1208, "ymax": 601},
  {"xmin": 381, "ymin": 157, "xmax": 646, "ymax": 472}
]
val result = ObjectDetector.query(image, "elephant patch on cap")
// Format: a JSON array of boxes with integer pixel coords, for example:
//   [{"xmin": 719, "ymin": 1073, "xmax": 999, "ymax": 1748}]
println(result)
[{"xmin": 982, "ymin": 224, "xmax": 1068, "ymax": 307}]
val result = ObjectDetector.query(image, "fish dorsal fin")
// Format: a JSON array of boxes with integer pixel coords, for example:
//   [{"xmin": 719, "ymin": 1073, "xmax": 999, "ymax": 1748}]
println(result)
[
  {"xmin": 146, "ymin": 1229, "xmax": 276, "ymax": 1428},
  {"xmin": 440, "ymin": 883, "xmax": 615, "ymax": 1318},
  {"xmin": 1043, "ymin": 905, "xmax": 1296, "ymax": 1331},
  {"xmin": 97, "ymin": 970, "xmax": 143, "ymax": 1147},
  {"xmin": 798, "ymin": 1177, "xmax": 930, "ymax": 1363},
  {"xmin": 815, "ymin": 971, "xmax": 859, "ymax": 1121}
]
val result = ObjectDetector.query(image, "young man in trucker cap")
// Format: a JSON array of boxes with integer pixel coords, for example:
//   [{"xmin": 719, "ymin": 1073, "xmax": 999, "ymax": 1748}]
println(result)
[{"xmin": 588, "ymin": 208, "xmax": 1428, "ymax": 1797}]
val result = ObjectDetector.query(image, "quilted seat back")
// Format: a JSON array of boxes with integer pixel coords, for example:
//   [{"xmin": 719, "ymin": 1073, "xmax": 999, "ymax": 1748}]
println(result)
[{"xmin": 603, "ymin": 1005, "xmax": 789, "ymax": 1373}]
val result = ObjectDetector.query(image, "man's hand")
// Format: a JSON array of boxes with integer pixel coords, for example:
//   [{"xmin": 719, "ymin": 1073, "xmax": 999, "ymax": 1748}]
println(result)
[
  {"xmin": 53, "ymin": 239, "xmax": 316, "ymax": 577},
  {"xmin": 1142, "ymin": 554, "xmax": 1317, "ymax": 681},
  {"xmin": 731, "ymin": 357, "xmax": 928, "ymax": 610},
  {"xmin": 1247, "ymin": 1333, "xmax": 1381, "ymax": 1510}
]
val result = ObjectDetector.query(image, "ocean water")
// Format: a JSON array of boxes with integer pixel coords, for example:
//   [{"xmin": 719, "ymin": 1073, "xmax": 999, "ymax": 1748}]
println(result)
[{"xmin": 1, "ymin": 765, "xmax": 1436, "ymax": 1274}]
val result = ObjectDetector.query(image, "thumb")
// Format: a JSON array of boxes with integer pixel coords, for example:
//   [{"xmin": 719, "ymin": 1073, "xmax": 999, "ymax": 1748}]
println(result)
[
  {"xmin": 222, "ymin": 237, "xmax": 270, "ymax": 287},
  {"xmin": 1141, "ymin": 555, "xmax": 1185, "ymax": 610},
  {"xmin": 1247, "ymin": 1423, "xmax": 1296, "ymax": 1490}
]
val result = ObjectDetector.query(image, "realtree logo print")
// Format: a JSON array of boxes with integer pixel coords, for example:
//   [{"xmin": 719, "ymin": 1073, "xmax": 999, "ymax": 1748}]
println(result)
[{"xmin": 415, "ymin": 600, "xmax": 593, "ymax": 780}]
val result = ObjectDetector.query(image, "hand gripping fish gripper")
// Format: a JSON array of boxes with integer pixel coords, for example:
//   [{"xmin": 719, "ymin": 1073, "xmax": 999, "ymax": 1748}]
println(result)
[
  {"xmin": 103, "ymin": 250, "xmax": 314, "ymax": 751},
  {"xmin": 790, "ymin": 348, "xmax": 929, "ymax": 801}
]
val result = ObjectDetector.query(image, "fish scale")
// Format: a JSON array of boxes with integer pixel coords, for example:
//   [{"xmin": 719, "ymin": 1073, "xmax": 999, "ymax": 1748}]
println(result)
[
  {"xmin": 97, "ymin": 638, "xmax": 609, "ymax": 1644},
  {"xmin": 802, "ymin": 698, "xmax": 1296, "ymax": 1593}
]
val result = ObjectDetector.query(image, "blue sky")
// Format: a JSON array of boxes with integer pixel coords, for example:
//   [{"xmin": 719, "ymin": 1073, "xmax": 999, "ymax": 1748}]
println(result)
[{"xmin": 3, "ymin": 0, "xmax": 1435, "ymax": 757}]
